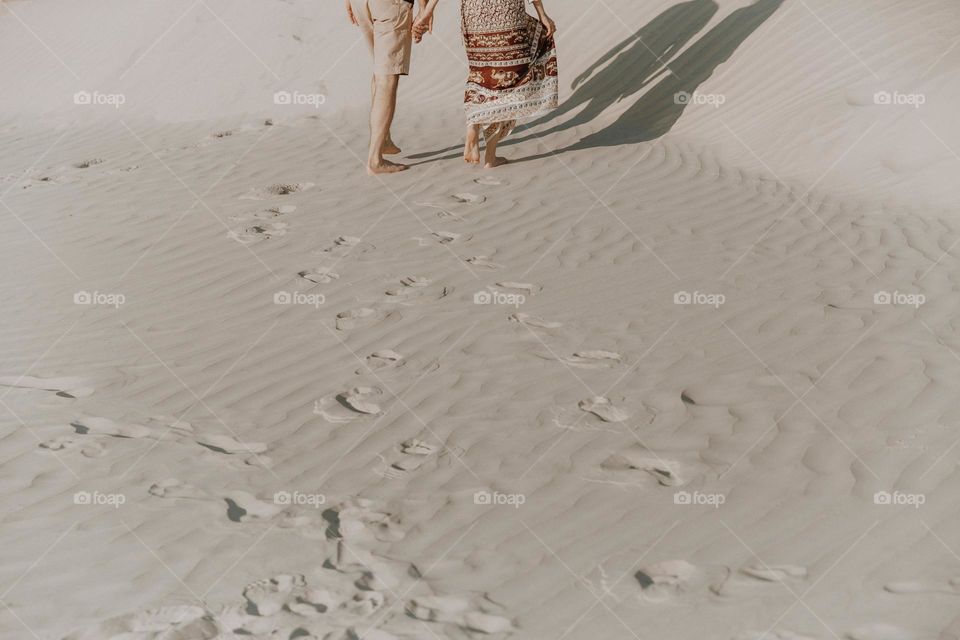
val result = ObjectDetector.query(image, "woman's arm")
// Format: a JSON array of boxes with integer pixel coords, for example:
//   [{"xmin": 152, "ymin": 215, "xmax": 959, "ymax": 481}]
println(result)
[{"xmin": 531, "ymin": 0, "xmax": 556, "ymax": 37}]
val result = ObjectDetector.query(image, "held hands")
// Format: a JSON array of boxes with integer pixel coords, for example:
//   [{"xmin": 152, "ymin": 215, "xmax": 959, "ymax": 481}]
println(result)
[{"xmin": 413, "ymin": 10, "xmax": 434, "ymax": 43}]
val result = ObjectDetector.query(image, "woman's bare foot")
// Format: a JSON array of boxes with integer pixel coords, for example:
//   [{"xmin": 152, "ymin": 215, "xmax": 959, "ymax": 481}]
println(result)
[
  {"xmin": 483, "ymin": 127, "xmax": 509, "ymax": 169},
  {"xmin": 464, "ymin": 125, "xmax": 481, "ymax": 164},
  {"xmin": 367, "ymin": 159, "xmax": 409, "ymax": 175},
  {"xmin": 382, "ymin": 141, "xmax": 402, "ymax": 156}
]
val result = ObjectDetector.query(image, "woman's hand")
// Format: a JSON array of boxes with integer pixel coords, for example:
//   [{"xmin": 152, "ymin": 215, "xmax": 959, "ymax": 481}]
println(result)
[
  {"xmin": 531, "ymin": 2, "xmax": 556, "ymax": 37},
  {"xmin": 345, "ymin": 0, "xmax": 358, "ymax": 25},
  {"xmin": 540, "ymin": 14, "xmax": 556, "ymax": 37}
]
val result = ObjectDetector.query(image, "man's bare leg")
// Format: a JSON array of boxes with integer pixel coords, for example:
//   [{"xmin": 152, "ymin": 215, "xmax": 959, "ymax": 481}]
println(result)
[
  {"xmin": 464, "ymin": 124, "xmax": 481, "ymax": 164},
  {"xmin": 368, "ymin": 74, "xmax": 407, "ymax": 175},
  {"xmin": 371, "ymin": 76, "xmax": 401, "ymax": 155}
]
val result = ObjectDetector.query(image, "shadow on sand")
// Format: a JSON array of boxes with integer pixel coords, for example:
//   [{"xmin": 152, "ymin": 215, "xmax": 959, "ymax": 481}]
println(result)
[{"xmin": 410, "ymin": 0, "xmax": 785, "ymax": 165}]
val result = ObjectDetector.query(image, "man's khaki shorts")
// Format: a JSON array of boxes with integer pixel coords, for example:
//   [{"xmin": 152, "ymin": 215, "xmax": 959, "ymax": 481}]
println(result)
[{"xmin": 351, "ymin": 0, "xmax": 414, "ymax": 76}]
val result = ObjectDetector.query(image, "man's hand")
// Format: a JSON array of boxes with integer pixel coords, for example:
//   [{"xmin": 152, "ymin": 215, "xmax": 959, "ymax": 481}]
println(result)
[{"xmin": 346, "ymin": 0, "xmax": 358, "ymax": 25}]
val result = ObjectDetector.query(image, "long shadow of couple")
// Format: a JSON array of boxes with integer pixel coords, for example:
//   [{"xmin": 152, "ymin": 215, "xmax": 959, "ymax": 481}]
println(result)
[{"xmin": 411, "ymin": 0, "xmax": 784, "ymax": 164}]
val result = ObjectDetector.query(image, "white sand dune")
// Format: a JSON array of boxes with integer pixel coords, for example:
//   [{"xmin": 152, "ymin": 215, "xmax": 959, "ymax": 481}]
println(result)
[{"xmin": 2, "ymin": 1, "xmax": 960, "ymax": 639}]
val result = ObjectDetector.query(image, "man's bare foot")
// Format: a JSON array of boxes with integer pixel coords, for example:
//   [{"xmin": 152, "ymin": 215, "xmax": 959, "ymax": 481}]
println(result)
[
  {"xmin": 382, "ymin": 142, "xmax": 402, "ymax": 155},
  {"xmin": 484, "ymin": 156, "xmax": 509, "ymax": 169},
  {"xmin": 464, "ymin": 125, "xmax": 481, "ymax": 164},
  {"xmin": 367, "ymin": 159, "xmax": 409, "ymax": 175}
]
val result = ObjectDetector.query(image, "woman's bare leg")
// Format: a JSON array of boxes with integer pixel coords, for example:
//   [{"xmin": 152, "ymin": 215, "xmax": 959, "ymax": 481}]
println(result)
[
  {"xmin": 464, "ymin": 124, "xmax": 481, "ymax": 164},
  {"xmin": 483, "ymin": 125, "xmax": 509, "ymax": 169}
]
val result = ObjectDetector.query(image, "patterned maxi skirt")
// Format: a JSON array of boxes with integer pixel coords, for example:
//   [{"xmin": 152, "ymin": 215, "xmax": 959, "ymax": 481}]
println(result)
[{"xmin": 461, "ymin": 0, "xmax": 559, "ymax": 138}]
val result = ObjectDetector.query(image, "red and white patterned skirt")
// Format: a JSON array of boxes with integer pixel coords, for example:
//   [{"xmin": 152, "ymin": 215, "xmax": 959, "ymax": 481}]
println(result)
[{"xmin": 461, "ymin": 0, "xmax": 559, "ymax": 134}]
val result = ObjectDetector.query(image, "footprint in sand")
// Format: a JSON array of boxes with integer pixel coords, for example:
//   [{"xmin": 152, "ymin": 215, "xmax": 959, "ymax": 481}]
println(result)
[
  {"xmin": 432, "ymin": 230, "xmax": 472, "ymax": 245},
  {"xmin": 240, "ymin": 182, "xmax": 315, "ymax": 200},
  {"xmin": 509, "ymin": 313, "xmax": 563, "ymax": 329},
  {"xmin": 243, "ymin": 573, "xmax": 307, "ymax": 615},
  {"xmin": 474, "ymin": 176, "xmax": 507, "ymax": 186},
  {"xmin": 414, "ymin": 201, "xmax": 462, "ymax": 221},
  {"xmin": 382, "ymin": 438, "xmax": 439, "ymax": 478},
  {"xmin": 740, "ymin": 564, "xmax": 808, "ymax": 582},
  {"xmin": 315, "ymin": 386, "xmax": 385, "ymax": 423},
  {"xmin": 495, "ymin": 281, "xmax": 542, "ymax": 297},
  {"xmin": 384, "ymin": 276, "xmax": 452, "ymax": 306},
  {"xmin": 73, "ymin": 158, "xmax": 105, "ymax": 169},
  {"xmin": 466, "ymin": 255, "xmax": 504, "ymax": 270},
  {"xmin": 450, "ymin": 192, "xmax": 486, "ymax": 204},
  {"xmin": 340, "ymin": 386, "xmax": 384, "ymax": 415},
  {"xmin": 565, "ymin": 350, "xmax": 624, "ymax": 369},
  {"xmin": 632, "ymin": 559, "xmax": 701, "ymax": 603},
  {"xmin": 599, "ymin": 445, "xmax": 690, "ymax": 487},
  {"xmin": 336, "ymin": 307, "xmax": 399, "ymax": 331},
  {"xmin": 407, "ymin": 595, "xmax": 513, "ymax": 634},
  {"xmin": 227, "ymin": 221, "xmax": 289, "ymax": 244},
  {"xmin": 230, "ymin": 204, "xmax": 297, "ymax": 223},
  {"xmin": 579, "ymin": 396, "xmax": 630, "ymax": 423},
  {"xmin": 320, "ymin": 235, "xmax": 377, "ymax": 256},
  {"xmin": 196, "ymin": 434, "xmax": 268, "ymax": 455},
  {"xmin": 299, "ymin": 266, "xmax": 340, "ymax": 284},
  {"xmin": 357, "ymin": 349, "xmax": 405, "ymax": 374},
  {"xmin": 712, "ymin": 563, "xmax": 809, "ymax": 597},
  {"xmin": 39, "ymin": 436, "xmax": 106, "ymax": 458},
  {"xmin": 0, "ymin": 375, "xmax": 93, "ymax": 398},
  {"xmin": 225, "ymin": 490, "xmax": 285, "ymax": 522},
  {"xmin": 148, "ymin": 478, "xmax": 208, "ymax": 500},
  {"xmin": 884, "ymin": 577, "xmax": 960, "ymax": 595},
  {"xmin": 72, "ymin": 416, "xmax": 153, "ymax": 438}
]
